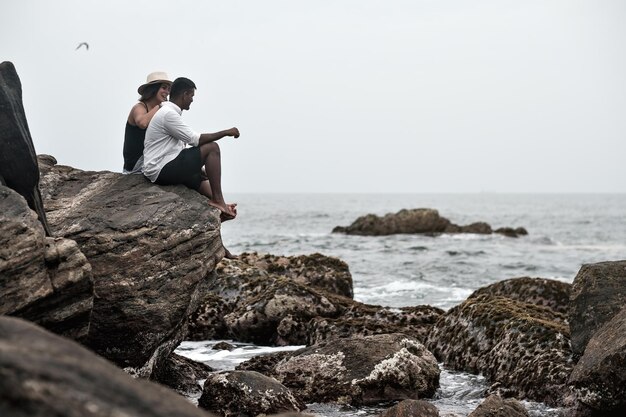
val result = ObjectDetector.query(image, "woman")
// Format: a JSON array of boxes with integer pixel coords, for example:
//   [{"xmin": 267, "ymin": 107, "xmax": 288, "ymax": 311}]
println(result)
[{"xmin": 123, "ymin": 71, "xmax": 172, "ymax": 173}]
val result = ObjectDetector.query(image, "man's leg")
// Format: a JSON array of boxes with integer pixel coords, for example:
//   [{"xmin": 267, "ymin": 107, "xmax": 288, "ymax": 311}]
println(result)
[{"xmin": 199, "ymin": 142, "xmax": 236, "ymax": 218}]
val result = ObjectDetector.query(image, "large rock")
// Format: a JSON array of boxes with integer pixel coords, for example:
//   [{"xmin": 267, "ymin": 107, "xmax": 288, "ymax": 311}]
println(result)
[
  {"xmin": 468, "ymin": 277, "xmax": 571, "ymax": 316},
  {"xmin": 332, "ymin": 208, "xmax": 526, "ymax": 237},
  {"xmin": 0, "ymin": 61, "xmax": 50, "ymax": 234},
  {"xmin": 426, "ymin": 294, "xmax": 573, "ymax": 406},
  {"xmin": 0, "ymin": 185, "xmax": 93, "ymax": 339},
  {"xmin": 198, "ymin": 370, "xmax": 305, "ymax": 416},
  {"xmin": 568, "ymin": 305, "xmax": 626, "ymax": 413},
  {"xmin": 189, "ymin": 255, "xmax": 442, "ymax": 346},
  {"xmin": 0, "ymin": 316, "xmax": 216, "ymax": 417},
  {"xmin": 569, "ymin": 260, "xmax": 626, "ymax": 358},
  {"xmin": 38, "ymin": 155, "xmax": 226, "ymax": 377},
  {"xmin": 272, "ymin": 333, "xmax": 440, "ymax": 405}
]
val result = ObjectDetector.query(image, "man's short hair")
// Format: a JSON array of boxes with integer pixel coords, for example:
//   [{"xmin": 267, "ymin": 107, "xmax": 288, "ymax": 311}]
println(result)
[{"xmin": 170, "ymin": 77, "xmax": 197, "ymax": 99}]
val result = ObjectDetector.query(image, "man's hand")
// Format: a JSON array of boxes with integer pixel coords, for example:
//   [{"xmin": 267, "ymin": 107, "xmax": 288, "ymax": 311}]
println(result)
[{"xmin": 229, "ymin": 127, "xmax": 240, "ymax": 138}]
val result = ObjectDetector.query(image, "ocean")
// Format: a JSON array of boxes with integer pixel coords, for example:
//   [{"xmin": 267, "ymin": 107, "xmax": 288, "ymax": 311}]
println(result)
[{"xmin": 176, "ymin": 193, "xmax": 626, "ymax": 416}]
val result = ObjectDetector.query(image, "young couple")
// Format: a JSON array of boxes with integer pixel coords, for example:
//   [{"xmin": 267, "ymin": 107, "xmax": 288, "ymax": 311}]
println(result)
[{"xmin": 123, "ymin": 71, "xmax": 239, "ymax": 222}]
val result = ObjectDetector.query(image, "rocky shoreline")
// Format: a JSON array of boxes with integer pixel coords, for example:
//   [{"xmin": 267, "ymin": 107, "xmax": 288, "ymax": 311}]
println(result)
[{"xmin": 2, "ymin": 60, "xmax": 625, "ymax": 417}]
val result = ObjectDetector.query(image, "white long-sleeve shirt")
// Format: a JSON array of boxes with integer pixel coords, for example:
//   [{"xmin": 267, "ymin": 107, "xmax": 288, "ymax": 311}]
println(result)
[{"xmin": 143, "ymin": 102, "xmax": 201, "ymax": 182}]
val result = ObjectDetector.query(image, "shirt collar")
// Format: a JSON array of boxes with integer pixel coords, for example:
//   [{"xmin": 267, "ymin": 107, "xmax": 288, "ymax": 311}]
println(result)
[{"xmin": 162, "ymin": 101, "xmax": 182, "ymax": 115}]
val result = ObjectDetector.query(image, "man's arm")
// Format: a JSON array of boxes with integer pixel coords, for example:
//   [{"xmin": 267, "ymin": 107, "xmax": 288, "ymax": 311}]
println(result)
[{"xmin": 198, "ymin": 127, "xmax": 240, "ymax": 146}]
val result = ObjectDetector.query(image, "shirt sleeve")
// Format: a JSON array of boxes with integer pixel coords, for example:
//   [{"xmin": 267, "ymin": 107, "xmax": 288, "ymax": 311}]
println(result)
[{"xmin": 163, "ymin": 109, "xmax": 201, "ymax": 146}]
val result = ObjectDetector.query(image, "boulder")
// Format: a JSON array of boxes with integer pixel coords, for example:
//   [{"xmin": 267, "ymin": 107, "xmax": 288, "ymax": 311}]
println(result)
[
  {"xmin": 332, "ymin": 208, "xmax": 526, "ymax": 237},
  {"xmin": 467, "ymin": 395, "xmax": 529, "ymax": 417},
  {"xmin": 38, "ymin": 156, "xmax": 225, "ymax": 377},
  {"xmin": 379, "ymin": 399, "xmax": 440, "ymax": 417},
  {"xmin": 426, "ymin": 294, "xmax": 573, "ymax": 406},
  {"xmin": 152, "ymin": 353, "xmax": 213, "ymax": 398},
  {"xmin": 189, "ymin": 255, "xmax": 442, "ymax": 346},
  {"xmin": 0, "ymin": 184, "xmax": 93, "ymax": 340},
  {"xmin": 272, "ymin": 333, "xmax": 440, "ymax": 405},
  {"xmin": 0, "ymin": 61, "xmax": 50, "ymax": 234},
  {"xmin": 198, "ymin": 370, "xmax": 305, "ymax": 416},
  {"xmin": 568, "ymin": 305, "xmax": 626, "ymax": 413},
  {"xmin": 468, "ymin": 277, "xmax": 571, "ymax": 316},
  {"xmin": 569, "ymin": 260, "xmax": 626, "ymax": 358},
  {"xmin": 0, "ymin": 316, "xmax": 216, "ymax": 417}
]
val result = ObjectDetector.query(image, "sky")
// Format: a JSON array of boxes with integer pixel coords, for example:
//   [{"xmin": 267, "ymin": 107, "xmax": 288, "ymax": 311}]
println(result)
[{"xmin": 2, "ymin": 0, "xmax": 625, "ymax": 193}]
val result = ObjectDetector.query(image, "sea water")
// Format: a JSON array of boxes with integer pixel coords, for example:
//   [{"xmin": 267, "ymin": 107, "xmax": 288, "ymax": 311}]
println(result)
[{"xmin": 176, "ymin": 193, "xmax": 626, "ymax": 416}]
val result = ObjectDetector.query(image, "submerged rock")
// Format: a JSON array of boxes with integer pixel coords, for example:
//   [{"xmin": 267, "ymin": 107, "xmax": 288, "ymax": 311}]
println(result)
[
  {"xmin": 38, "ymin": 155, "xmax": 225, "ymax": 378},
  {"xmin": 0, "ymin": 185, "xmax": 93, "ymax": 340},
  {"xmin": 0, "ymin": 316, "xmax": 215, "ymax": 417},
  {"xmin": 379, "ymin": 399, "xmax": 440, "ymax": 417},
  {"xmin": 332, "ymin": 208, "xmax": 526, "ymax": 237}
]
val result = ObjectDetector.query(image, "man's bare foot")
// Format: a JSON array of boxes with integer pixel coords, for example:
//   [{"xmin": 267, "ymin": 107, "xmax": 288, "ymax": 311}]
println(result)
[
  {"xmin": 224, "ymin": 247, "xmax": 238, "ymax": 259},
  {"xmin": 208, "ymin": 201, "xmax": 237, "ymax": 221}
]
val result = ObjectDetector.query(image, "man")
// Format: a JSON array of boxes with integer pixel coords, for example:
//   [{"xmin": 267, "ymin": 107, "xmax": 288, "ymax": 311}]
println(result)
[{"xmin": 143, "ymin": 77, "xmax": 239, "ymax": 220}]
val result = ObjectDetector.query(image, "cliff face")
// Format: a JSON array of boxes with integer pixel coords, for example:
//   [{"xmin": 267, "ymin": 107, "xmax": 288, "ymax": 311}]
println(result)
[{"xmin": 38, "ymin": 156, "xmax": 225, "ymax": 377}]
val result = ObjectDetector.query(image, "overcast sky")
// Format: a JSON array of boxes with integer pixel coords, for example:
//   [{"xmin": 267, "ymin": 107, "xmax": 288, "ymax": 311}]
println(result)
[{"xmin": 2, "ymin": 0, "xmax": 625, "ymax": 193}]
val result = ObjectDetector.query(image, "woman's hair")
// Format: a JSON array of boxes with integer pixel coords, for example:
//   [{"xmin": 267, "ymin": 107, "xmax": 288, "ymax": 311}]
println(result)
[
  {"xmin": 170, "ymin": 77, "xmax": 197, "ymax": 100},
  {"xmin": 139, "ymin": 83, "xmax": 163, "ymax": 101}
]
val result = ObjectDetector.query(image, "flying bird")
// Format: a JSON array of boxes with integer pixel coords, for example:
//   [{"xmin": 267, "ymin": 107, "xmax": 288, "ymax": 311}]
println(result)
[{"xmin": 75, "ymin": 42, "xmax": 89, "ymax": 51}]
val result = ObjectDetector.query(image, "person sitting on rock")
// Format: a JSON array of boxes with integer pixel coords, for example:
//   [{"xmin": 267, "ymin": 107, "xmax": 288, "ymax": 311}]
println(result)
[
  {"xmin": 123, "ymin": 71, "xmax": 172, "ymax": 174},
  {"xmin": 143, "ymin": 77, "xmax": 239, "ymax": 220}
]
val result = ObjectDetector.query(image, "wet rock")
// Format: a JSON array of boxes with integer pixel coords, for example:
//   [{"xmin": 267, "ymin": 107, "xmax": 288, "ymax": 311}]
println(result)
[
  {"xmin": 199, "ymin": 370, "xmax": 305, "ymax": 416},
  {"xmin": 38, "ymin": 156, "xmax": 225, "ymax": 378},
  {"xmin": 468, "ymin": 395, "xmax": 529, "ymax": 417},
  {"xmin": 426, "ymin": 294, "xmax": 573, "ymax": 406},
  {"xmin": 0, "ymin": 316, "xmax": 216, "ymax": 417},
  {"xmin": 272, "ymin": 333, "xmax": 440, "ymax": 406},
  {"xmin": 0, "ymin": 185, "xmax": 93, "ymax": 340},
  {"xmin": 236, "ymin": 351, "xmax": 294, "ymax": 375},
  {"xmin": 568, "ymin": 305, "xmax": 626, "ymax": 413},
  {"xmin": 379, "ymin": 399, "xmax": 440, "ymax": 417},
  {"xmin": 494, "ymin": 227, "xmax": 528, "ymax": 238},
  {"xmin": 190, "ymin": 255, "xmax": 442, "ymax": 346},
  {"xmin": 308, "ymin": 305, "xmax": 444, "ymax": 345},
  {"xmin": 333, "ymin": 208, "xmax": 526, "ymax": 237},
  {"xmin": 569, "ymin": 260, "xmax": 626, "ymax": 358},
  {"xmin": 468, "ymin": 277, "xmax": 571, "ymax": 316},
  {"xmin": 152, "ymin": 353, "xmax": 213, "ymax": 398},
  {"xmin": 0, "ymin": 61, "xmax": 50, "ymax": 234},
  {"xmin": 235, "ymin": 252, "xmax": 354, "ymax": 298},
  {"xmin": 213, "ymin": 341, "xmax": 236, "ymax": 351}
]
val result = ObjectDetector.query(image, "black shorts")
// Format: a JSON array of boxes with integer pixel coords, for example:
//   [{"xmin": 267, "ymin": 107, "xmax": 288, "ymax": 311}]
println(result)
[{"xmin": 155, "ymin": 147, "xmax": 203, "ymax": 191}]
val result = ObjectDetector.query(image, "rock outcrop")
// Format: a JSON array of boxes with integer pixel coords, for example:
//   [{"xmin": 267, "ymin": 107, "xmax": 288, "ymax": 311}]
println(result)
[
  {"xmin": 426, "ymin": 294, "xmax": 573, "ymax": 406},
  {"xmin": 0, "ymin": 61, "xmax": 50, "ymax": 234},
  {"xmin": 0, "ymin": 184, "xmax": 93, "ymax": 340},
  {"xmin": 332, "ymin": 208, "xmax": 527, "ymax": 237},
  {"xmin": 569, "ymin": 260, "xmax": 626, "ymax": 358},
  {"xmin": 0, "ymin": 316, "xmax": 216, "ymax": 417},
  {"xmin": 189, "ymin": 254, "xmax": 442, "ymax": 346},
  {"xmin": 38, "ymin": 155, "xmax": 226, "ymax": 377}
]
